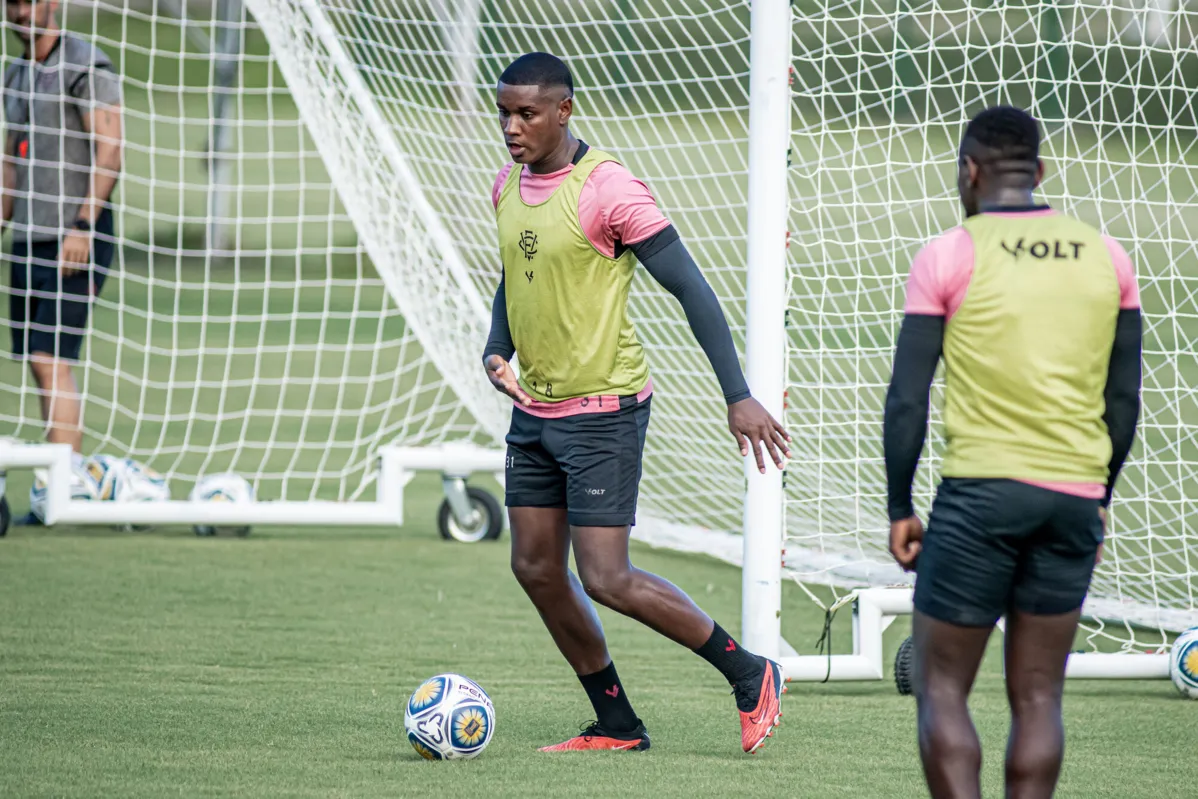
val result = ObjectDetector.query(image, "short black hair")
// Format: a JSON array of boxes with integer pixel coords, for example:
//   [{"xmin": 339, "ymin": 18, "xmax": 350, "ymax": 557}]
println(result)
[
  {"xmin": 498, "ymin": 52, "xmax": 574, "ymax": 95},
  {"xmin": 962, "ymin": 105, "xmax": 1041, "ymax": 165}
]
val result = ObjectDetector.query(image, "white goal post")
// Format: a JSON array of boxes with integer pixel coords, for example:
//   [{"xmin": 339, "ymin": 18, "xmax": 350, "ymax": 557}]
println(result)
[{"xmin": 1, "ymin": 0, "xmax": 1194, "ymax": 679}]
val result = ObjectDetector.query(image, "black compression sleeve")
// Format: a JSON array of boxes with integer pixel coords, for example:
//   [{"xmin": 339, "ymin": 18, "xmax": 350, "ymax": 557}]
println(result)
[
  {"xmin": 482, "ymin": 275, "xmax": 515, "ymax": 363},
  {"xmin": 1102, "ymin": 308, "xmax": 1143, "ymax": 507},
  {"xmin": 883, "ymin": 314, "xmax": 944, "ymax": 522},
  {"xmin": 631, "ymin": 225, "xmax": 751, "ymax": 404}
]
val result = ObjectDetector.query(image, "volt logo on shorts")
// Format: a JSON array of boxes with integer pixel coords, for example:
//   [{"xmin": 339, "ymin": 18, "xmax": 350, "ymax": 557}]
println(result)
[{"xmin": 584, "ymin": 488, "xmax": 606, "ymax": 496}]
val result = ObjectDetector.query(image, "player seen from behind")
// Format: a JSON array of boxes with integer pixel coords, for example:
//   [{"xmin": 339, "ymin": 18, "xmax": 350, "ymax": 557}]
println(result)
[
  {"xmin": 483, "ymin": 53, "xmax": 790, "ymax": 754},
  {"xmin": 884, "ymin": 106, "xmax": 1142, "ymax": 798}
]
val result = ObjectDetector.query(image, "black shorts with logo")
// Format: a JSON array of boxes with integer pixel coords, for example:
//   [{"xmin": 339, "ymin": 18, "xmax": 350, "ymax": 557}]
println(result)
[
  {"xmin": 504, "ymin": 393, "xmax": 651, "ymax": 528},
  {"xmin": 7, "ymin": 209, "xmax": 115, "ymax": 361},
  {"xmin": 913, "ymin": 478, "xmax": 1104, "ymax": 627}
]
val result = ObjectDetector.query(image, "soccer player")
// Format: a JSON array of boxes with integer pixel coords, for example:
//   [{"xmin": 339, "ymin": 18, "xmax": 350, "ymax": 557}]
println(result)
[
  {"xmin": 2, "ymin": 0, "xmax": 122, "ymax": 459},
  {"xmin": 884, "ymin": 106, "xmax": 1142, "ymax": 798},
  {"xmin": 483, "ymin": 53, "xmax": 790, "ymax": 753}
]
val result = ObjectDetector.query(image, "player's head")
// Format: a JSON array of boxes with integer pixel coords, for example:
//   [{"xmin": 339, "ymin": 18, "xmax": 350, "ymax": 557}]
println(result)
[
  {"xmin": 957, "ymin": 105, "xmax": 1044, "ymax": 217},
  {"xmin": 5, "ymin": 0, "xmax": 59, "ymax": 44},
  {"xmin": 496, "ymin": 52, "xmax": 574, "ymax": 165}
]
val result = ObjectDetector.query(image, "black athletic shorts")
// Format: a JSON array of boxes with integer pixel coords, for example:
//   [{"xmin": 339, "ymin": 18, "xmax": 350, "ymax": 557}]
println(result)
[
  {"xmin": 504, "ymin": 393, "xmax": 651, "ymax": 528},
  {"xmin": 913, "ymin": 478, "xmax": 1104, "ymax": 628},
  {"xmin": 7, "ymin": 209, "xmax": 115, "ymax": 361}
]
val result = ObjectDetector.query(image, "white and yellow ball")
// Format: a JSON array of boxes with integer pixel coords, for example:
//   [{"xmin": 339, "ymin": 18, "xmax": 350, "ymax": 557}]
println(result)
[
  {"xmin": 404, "ymin": 673, "xmax": 495, "ymax": 760},
  {"xmin": 188, "ymin": 473, "xmax": 254, "ymax": 537},
  {"xmin": 1170, "ymin": 626, "xmax": 1198, "ymax": 699},
  {"xmin": 115, "ymin": 458, "xmax": 171, "ymax": 504}
]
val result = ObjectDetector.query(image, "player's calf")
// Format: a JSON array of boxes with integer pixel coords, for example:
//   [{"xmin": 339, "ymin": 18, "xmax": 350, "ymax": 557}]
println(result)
[{"xmin": 28, "ymin": 355, "xmax": 83, "ymax": 452}]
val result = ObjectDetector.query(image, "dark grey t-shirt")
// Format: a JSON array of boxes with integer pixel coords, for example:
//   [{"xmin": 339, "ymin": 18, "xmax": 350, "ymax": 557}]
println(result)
[{"xmin": 3, "ymin": 32, "xmax": 122, "ymax": 242}]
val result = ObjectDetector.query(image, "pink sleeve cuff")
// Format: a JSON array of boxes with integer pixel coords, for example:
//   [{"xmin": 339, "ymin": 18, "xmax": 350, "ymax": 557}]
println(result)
[
  {"xmin": 904, "ymin": 227, "xmax": 974, "ymax": 319},
  {"xmin": 579, "ymin": 161, "xmax": 670, "ymax": 257},
  {"xmin": 1103, "ymin": 235, "xmax": 1141, "ymax": 310}
]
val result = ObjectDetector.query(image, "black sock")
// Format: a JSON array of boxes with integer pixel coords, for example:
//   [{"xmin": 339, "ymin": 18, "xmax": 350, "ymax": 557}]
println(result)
[
  {"xmin": 578, "ymin": 661, "xmax": 640, "ymax": 733},
  {"xmin": 694, "ymin": 621, "xmax": 763, "ymax": 688}
]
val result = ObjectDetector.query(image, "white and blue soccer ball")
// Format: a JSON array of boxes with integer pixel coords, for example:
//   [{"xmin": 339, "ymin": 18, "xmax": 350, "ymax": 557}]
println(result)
[
  {"xmin": 83, "ymin": 454, "xmax": 124, "ymax": 501},
  {"xmin": 114, "ymin": 458, "xmax": 171, "ymax": 504},
  {"xmin": 188, "ymin": 473, "xmax": 254, "ymax": 537},
  {"xmin": 404, "ymin": 673, "xmax": 495, "ymax": 760},
  {"xmin": 29, "ymin": 460, "xmax": 99, "ymax": 522},
  {"xmin": 1170, "ymin": 626, "xmax": 1198, "ymax": 699},
  {"xmin": 83, "ymin": 454, "xmax": 170, "ymax": 504}
]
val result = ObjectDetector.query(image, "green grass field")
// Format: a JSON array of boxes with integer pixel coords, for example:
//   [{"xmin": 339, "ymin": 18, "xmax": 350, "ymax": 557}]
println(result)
[
  {"xmin": 1, "ymin": 476, "xmax": 1194, "ymax": 798},
  {"xmin": 1, "ymin": 8, "xmax": 1196, "ymax": 796}
]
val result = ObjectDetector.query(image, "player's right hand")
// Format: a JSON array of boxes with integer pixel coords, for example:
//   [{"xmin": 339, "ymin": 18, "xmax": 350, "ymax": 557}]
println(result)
[
  {"xmin": 484, "ymin": 354, "xmax": 532, "ymax": 407},
  {"xmin": 889, "ymin": 516, "xmax": 924, "ymax": 572}
]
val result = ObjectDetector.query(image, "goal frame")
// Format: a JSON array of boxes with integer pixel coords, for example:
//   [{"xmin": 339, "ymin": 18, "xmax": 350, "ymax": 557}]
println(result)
[
  {"xmin": 0, "ymin": 440, "xmax": 504, "ymax": 529},
  {"xmin": 0, "ymin": 0, "xmax": 1183, "ymax": 683},
  {"xmin": 740, "ymin": 0, "xmax": 1175, "ymax": 682}
]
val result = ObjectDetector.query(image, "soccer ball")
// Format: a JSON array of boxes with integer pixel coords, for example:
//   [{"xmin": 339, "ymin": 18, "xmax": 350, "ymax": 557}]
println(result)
[
  {"xmin": 30, "ymin": 460, "xmax": 99, "ymax": 522},
  {"xmin": 188, "ymin": 473, "xmax": 254, "ymax": 537},
  {"xmin": 115, "ymin": 458, "xmax": 171, "ymax": 503},
  {"xmin": 404, "ymin": 673, "xmax": 495, "ymax": 760},
  {"xmin": 1170, "ymin": 626, "xmax": 1198, "ymax": 699},
  {"xmin": 83, "ymin": 454, "xmax": 170, "ymax": 504},
  {"xmin": 83, "ymin": 454, "xmax": 124, "ymax": 501}
]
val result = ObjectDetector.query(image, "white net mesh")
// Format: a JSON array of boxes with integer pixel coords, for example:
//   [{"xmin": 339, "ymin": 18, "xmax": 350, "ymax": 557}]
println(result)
[
  {"xmin": 1, "ymin": 0, "xmax": 1194, "ymax": 649},
  {"xmin": 0, "ymin": 0, "xmax": 485, "ymax": 502},
  {"xmin": 785, "ymin": 0, "xmax": 1198, "ymax": 646}
]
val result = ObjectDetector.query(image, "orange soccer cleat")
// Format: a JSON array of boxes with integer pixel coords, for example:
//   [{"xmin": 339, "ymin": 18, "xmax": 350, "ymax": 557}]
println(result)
[
  {"xmin": 538, "ymin": 721, "xmax": 651, "ymax": 753},
  {"xmin": 737, "ymin": 659, "xmax": 786, "ymax": 754}
]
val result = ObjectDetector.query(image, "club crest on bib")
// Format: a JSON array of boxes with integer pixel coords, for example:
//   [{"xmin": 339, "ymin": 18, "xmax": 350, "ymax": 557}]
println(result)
[{"xmin": 519, "ymin": 229, "xmax": 538, "ymax": 260}]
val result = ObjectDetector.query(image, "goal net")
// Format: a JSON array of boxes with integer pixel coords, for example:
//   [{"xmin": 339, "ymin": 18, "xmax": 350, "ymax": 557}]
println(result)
[
  {"xmin": 1, "ymin": 0, "xmax": 1194, "ymax": 659},
  {"xmin": 783, "ymin": 0, "xmax": 1198, "ymax": 654}
]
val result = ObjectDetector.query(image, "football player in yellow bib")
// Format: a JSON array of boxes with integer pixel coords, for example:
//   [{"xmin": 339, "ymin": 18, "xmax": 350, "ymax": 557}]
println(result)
[
  {"xmin": 884, "ymin": 106, "xmax": 1142, "ymax": 799},
  {"xmin": 482, "ymin": 53, "xmax": 790, "ymax": 754}
]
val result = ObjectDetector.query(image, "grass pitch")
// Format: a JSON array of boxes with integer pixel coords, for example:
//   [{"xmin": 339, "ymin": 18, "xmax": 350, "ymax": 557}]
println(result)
[{"xmin": 0, "ymin": 475, "xmax": 1193, "ymax": 798}]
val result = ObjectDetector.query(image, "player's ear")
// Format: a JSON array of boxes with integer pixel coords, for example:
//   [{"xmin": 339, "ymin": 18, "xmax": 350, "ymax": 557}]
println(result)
[
  {"xmin": 558, "ymin": 94, "xmax": 573, "ymax": 126},
  {"xmin": 1034, "ymin": 157, "xmax": 1045, "ymax": 188},
  {"xmin": 962, "ymin": 155, "xmax": 980, "ymax": 187}
]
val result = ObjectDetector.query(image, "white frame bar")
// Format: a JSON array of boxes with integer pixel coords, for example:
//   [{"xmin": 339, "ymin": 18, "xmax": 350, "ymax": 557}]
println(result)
[
  {"xmin": 741, "ymin": 0, "xmax": 793, "ymax": 658},
  {"xmin": 0, "ymin": 441, "xmax": 505, "ymax": 528},
  {"xmin": 780, "ymin": 587, "xmax": 1170, "ymax": 681}
]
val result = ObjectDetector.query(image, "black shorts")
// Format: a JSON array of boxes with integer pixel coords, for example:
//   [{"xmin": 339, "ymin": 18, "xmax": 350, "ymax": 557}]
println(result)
[
  {"xmin": 913, "ymin": 478, "xmax": 1103, "ymax": 627},
  {"xmin": 504, "ymin": 394, "xmax": 651, "ymax": 528},
  {"xmin": 7, "ymin": 209, "xmax": 115, "ymax": 361}
]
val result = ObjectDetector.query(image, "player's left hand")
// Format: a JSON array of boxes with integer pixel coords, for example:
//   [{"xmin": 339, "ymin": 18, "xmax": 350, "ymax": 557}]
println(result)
[
  {"xmin": 889, "ymin": 515, "xmax": 924, "ymax": 572},
  {"xmin": 60, "ymin": 230, "xmax": 92, "ymax": 277},
  {"xmin": 727, "ymin": 397, "xmax": 791, "ymax": 473}
]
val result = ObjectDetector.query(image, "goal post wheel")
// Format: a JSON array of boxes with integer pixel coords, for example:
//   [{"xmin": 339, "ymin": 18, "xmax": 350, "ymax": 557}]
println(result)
[
  {"xmin": 0, "ymin": 494, "xmax": 9, "ymax": 538},
  {"xmin": 193, "ymin": 524, "xmax": 252, "ymax": 538},
  {"xmin": 895, "ymin": 635, "xmax": 915, "ymax": 695},
  {"xmin": 437, "ymin": 479, "xmax": 502, "ymax": 543}
]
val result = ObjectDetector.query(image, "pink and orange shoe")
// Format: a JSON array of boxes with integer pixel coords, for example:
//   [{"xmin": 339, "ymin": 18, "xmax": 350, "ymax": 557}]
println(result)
[
  {"xmin": 737, "ymin": 659, "xmax": 786, "ymax": 754},
  {"xmin": 538, "ymin": 721, "xmax": 651, "ymax": 752}
]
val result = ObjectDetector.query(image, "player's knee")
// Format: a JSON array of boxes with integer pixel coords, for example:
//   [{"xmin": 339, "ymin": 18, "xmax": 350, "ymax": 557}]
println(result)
[
  {"xmin": 578, "ymin": 565, "xmax": 632, "ymax": 610},
  {"xmin": 1009, "ymin": 684, "xmax": 1063, "ymax": 719},
  {"xmin": 510, "ymin": 552, "xmax": 564, "ymax": 595},
  {"xmin": 28, "ymin": 354, "xmax": 73, "ymax": 390}
]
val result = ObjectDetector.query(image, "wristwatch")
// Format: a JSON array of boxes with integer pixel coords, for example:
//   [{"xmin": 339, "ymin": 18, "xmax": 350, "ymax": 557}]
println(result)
[{"xmin": 72, "ymin": 218, "xmax": 92, "ymax": 232}]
